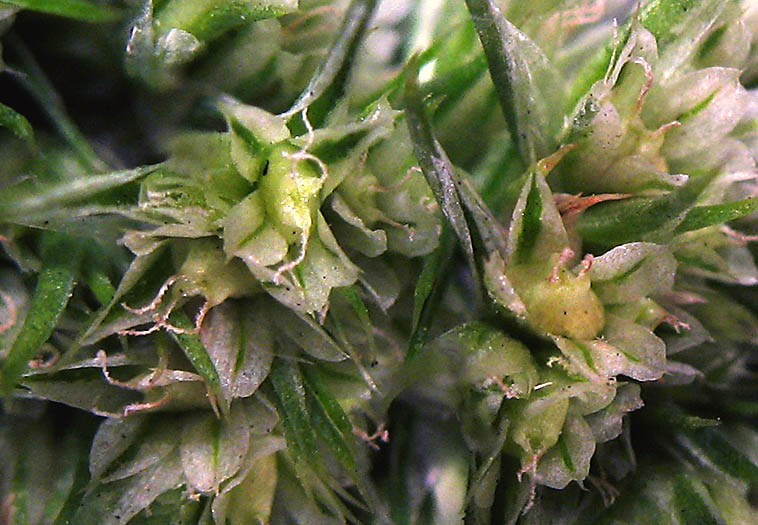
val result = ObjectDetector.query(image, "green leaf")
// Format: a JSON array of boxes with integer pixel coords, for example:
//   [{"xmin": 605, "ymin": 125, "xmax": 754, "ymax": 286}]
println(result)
[
  {"xmin": 578, "ymin": 173, "xmax": 713, "ymax": 246},
  {"xmin": 673, "ymin": 474, "xmax": 721, "ymax": 525},
  {"xmin": 404, "ymin": 60, "xmax": 477, "ymax": 282},
  {"xmin": 99, "ymin": 421, "xmax": 176, "ymax": 484},
  {"xmin": 334, "ymin": 286, "xmax": 376, "ymax": 358},
  {"xmin": 52, "ymin": 420, "xmax": 97, "ymax": 525},
  {"xmin": 285, "ymin": 0, "xmax": 379, "ymax": 129},
  {"xmin": 505, "ymin": 162, "xmax": 571, "ymax": 264},
  {"xmin": 678, "ymin": 428, "xmax": 758, "ymax": 484},
  {"xmin": 0, "ymin": 102, "xmax": 33, "ymax": 141},
  {"xmin": 211, "ymin": 449, "xmax": 280, "ymax": 525},
  {"xmin": 639, "ymin": 0, "xmax": 703, "ymax": 46},
  {"xmin": 536, "ymin": 413, "xmax": 595, "ymax": 489},
  {"xmin": 166, "ymin": 311, "xmax": 223, "ymax": 405},
  {"xmin": 646, "ymin": 405, "xmax": 721, "ymax": 430},
  {"xmin": 675, "ymin": 198, "xmax": 758, "ymax": 233},
  {"xmin": 271, "ymin": 303, "xmax": 347, "ymax": 362},
  {"xmin": 89, "ymin": 417, "xmax": 149, "ymax": 483},
  {"xmin": 425, "ymin": 55, "xmax": 488, "ymax": 121},
  {"xmin": 407, "ymin": 228, "xmax": 455, "ymax": 361},
  {"xmin": 652, "ymin": 0, "xmax": 730, "ymax": 81},
  {"xmin": 452, "ymin": 322, "xmax": 538, "ymax": 394},
  {"xmin": 0, "ymin": 165, "xmax": 157, "ymax": 223},
  {"xmin": 589, "ymin": 242, "xmax": 677, "ymax": 304},
  {"xmin": 465, "ymin": 0, "xmax": 562, "ymax": 163},
  {"xmin": 270, "ymin": 360, "xmax": 319, "ymax": 464},
  {"xmin": 302, "ymin": 366, "xmax": 378, "ymax": 510},
  {"xmin": 302, "ymin": 367, "xmax": 354, "ymax": 453},
  {"xmin": 83, "ymin": 268, "xmax": 116, "ymax": 306},
  {"xmin": 128, "ymin": 488, "xmax": 203, "ymax": 525},
  {"xmin": 77, "ymin": 242, "xmax": 169, "ymax": 347},
  {"xmin": 4, "ymin": 417, "xmax": 94, "ymax": 525},
  {"xmin": 1, "ymin": 234, "xmax": 83, "ymax": 395},
  {"xmin": 2, "ymin": 0, "xmax": 122, "ymax": 22}
]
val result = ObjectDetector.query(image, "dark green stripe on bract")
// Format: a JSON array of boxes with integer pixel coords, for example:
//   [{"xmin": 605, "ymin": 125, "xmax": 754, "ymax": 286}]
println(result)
[
  {"xmin": 310, "ymin": 128, "xmax": 370, "ymax": 163},
  {"xmin": 230, "ymin": 118, "xmax": 265, "ymax": 156},
  {"xmin": 407, "ymin": 228, "xmax": 456, "ymax": 362},
  {"xmin": 515, "ymin": 175, "xmax": 542, "ymax": 264},
  {"xmin": 678, "ymin": 90, "xmax": 718, "ymax": 122}
]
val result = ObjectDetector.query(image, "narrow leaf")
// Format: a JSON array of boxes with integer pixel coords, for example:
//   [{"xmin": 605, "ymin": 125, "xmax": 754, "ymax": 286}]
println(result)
[
  {"xmin": 673, "ymin": 474, "xmax": 721, "ymax": 525},
  {"xmin": 334, "ymin": 286, "xmax": 376, "ymax": 357},
  {"xmin": 83, "ymin": 268, "xmax": 116, "ymax": 306},
  {"xmin": 52, "ymin": 421, "xmax": 95, "ymax": 525},
  {"xmin": 302, "ymin": 366, "xmax": 377, "ymax": 509},
  {"xmin": 0, "ymin": 165, "xmax": 158, "ymax": 223},
  {"xmin": 408, "ymin": 228, "xmax": 455, "ymax": 361},
  {"xmin": 285, "ymin": 0, "xmax": 378, "ymax": 127},
  {"xmin": 272, "ymin": 303, "xmax": 347, "ymax": 362},
  {"xmin": 78, "ymin": 242, "xmax": 169, "ymax": 347},
  {"xmin": 412, "ymin": 228, "xmax": 453, "ymax": 331},
  {"xmin": 646, "ymin": 405, "xmax": 721, "ymax": 430},
  {"xmin": 465, "ymin": 0, "xmax": 562, "ymax": 162},
  {"xmin": 675, "ymin": 198, "xmax": 758, "ymax": 233},
  {"xmin": 405, "ymin": 60, "xmax": 477, "ymax": 282},
  {"xmin": 270, "ymin": 360, "xmax": 319, "ymax": 463},
  {"xmin": 167, "ymin": 311, "xmax": 222, "ymax": 404},
  {"xmin": 678, "ymin": 428, "xmax": 758, "ymax": 484},
  {"xmin": 2, "ymin": 0, "xmax": 122, "ymax": 22},
  {"xmin": 1, "ymin": 234, "xmax": 82, "ymax": 395},
  {"xmin": 578, "ymin": 173, "xmax": 713, "ymax": 246},
  {"xmin": 0, "ymin": 102, "xmax": 33, "ymax": 141}
]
